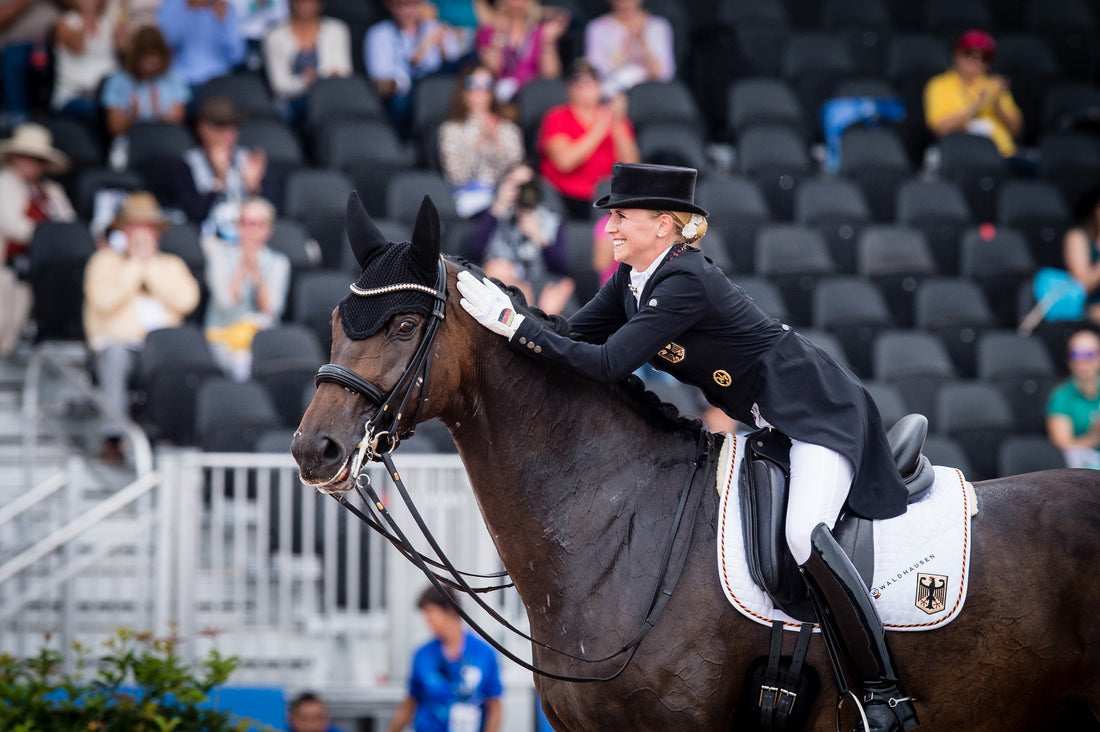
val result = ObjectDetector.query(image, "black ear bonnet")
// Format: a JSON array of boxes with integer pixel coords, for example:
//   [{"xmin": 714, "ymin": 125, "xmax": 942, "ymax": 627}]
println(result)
[{"xmin": 338, "ymin": 192, "xmax": 442, "ymax": 339}]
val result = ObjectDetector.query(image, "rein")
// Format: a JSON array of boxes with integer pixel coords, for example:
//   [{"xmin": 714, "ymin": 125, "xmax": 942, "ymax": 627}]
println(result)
[{"xmin": 313, "ymin": 259, "xmax": 714, "ymax": 681}]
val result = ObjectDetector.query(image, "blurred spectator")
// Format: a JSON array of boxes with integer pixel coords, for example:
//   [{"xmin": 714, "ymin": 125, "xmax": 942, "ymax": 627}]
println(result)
[
  {"xmin": 1064, "ymin": 187, "xmax": 1100, "ymax": 326},
  {"xmin": 50, "ymin": 0, "xmax": 126, "ymax": 120},
  {"xmin": 204, "ymin": 195, "xmax": 289, "ymax": 380},
  {"xmin": 231, "ymin": 0, "xmax": 287, "ymax": 70},
  {"xmin": 584, "ymin": 0, "xmax": 674, "ymax": 97},
  {"xmin": 537, "ymin": 57, "xmax": 638, "ymax": 219},
  {"xmin": 439, "ymin": 63, "xmax": 524, "ymax": 217},
  {"xmin": 591, "ymin": 212, "xmax": 616, "ymax": 285},
  {"xmin": 366, "ymin": 0, "xmax": 464, "ymax": 139},
  {"xmin": 0, "ymin": 0, "xmax": 61, "ymax": 128},
  {"xmin": 157, "ymin": 0, "xmax": 246, "ymax": 88},
  {"xmin": 924, "ymin": 30, "xmax": 1023, "ymax": 160},
  {"xmin": 435, "ymin": 0, "xmax": 492, "ymax": 56},
  {"xmin": 0, "ymin": 122, "xmax": 76, "ymax": 273},
  {"xmin": 171, "ymin": 95, "xmax": 273, "ymax": 239},
  {"xmin": 101, "ymin": 25, "xmax": 191, "ymax": 141},
  {"xmin": 386, "ymin": 585, "xmax": 502, "ymax": 732},
  {"xmin": 468, "ymin": 163, "xmax": 573, "ymax": 313},
  {"xmin": 83, "ymin": 191, "xmax": 200, "ymax": 463},
  {"xmin": 287, "ymin": 691, "xmax": 346, "ymax": 732},
  {"xmin": 0, "ymin": 262, "xmax": 31, "ymax": 356},
  {"xmin": 1046, "ymin": 329, "xmax": 1100, "ymax": 469},
  {"xmin": 262, "ymin": 0, "xmax": 351, "ymax": 126},
  {"xmin": 475, "ymin": 0, "xmax": 568, "ymax": 103}
]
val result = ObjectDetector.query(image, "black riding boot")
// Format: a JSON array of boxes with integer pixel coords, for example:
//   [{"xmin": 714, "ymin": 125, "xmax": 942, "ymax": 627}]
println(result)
[{"xmin": 799, "ymin": 523, "xmax": 920, "ymax": 732}]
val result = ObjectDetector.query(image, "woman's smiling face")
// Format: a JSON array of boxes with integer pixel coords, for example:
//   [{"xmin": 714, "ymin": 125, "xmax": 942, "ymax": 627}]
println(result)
[{"xmin": 604, "ymin": 208, "xmax": 671, "ymax": 269}]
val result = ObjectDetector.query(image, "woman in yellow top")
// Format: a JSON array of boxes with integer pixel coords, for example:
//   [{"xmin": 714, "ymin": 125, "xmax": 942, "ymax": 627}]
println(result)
[{"xmin": 923, "ymin": 29, "xmax": 1023, "ymax": 158}]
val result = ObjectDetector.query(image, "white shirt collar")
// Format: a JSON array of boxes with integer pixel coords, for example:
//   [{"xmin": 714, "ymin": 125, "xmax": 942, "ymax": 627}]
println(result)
[{"xmin": 628, "ymin": 245, "xmax": 674, "ymax": 304}]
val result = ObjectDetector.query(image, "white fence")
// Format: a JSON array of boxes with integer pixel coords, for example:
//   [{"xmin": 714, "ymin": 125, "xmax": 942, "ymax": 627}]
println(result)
[{"xmin": 0, "ymin": 450, "xmax": 537, "ymax": 727}]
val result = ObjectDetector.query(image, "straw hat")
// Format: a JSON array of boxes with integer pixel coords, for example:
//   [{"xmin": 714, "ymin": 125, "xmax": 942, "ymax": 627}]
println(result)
[
  {"xmin": 0, "ymin": 123, "xmax": 69, "ymax": 174},
  {"xmin": 109, "ymin": 191, "xmax": 171, "ymax": 231}
]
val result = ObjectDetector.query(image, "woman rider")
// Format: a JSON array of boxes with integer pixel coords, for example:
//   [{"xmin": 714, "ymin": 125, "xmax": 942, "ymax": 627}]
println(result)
[{"xmin": 456, "ymin": 162, "xmax": 920, "ymax": 732}]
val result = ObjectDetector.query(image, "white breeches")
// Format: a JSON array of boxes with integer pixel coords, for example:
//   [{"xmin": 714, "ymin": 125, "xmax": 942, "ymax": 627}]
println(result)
[{"xmin": 785, "ymin": 439, "xmax": 855, "ymax": 564}]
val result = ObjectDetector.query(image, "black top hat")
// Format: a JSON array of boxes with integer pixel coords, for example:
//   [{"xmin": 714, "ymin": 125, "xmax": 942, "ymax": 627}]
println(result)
[{"xmin": 592, "ymin": 163, "xmax": 708, "ymax": 217}]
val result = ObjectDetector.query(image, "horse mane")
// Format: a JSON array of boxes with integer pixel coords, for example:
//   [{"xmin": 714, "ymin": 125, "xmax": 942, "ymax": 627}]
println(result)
[{"xmin": 452, "ymin": 257, "xmax": 704, "ymax": 438}]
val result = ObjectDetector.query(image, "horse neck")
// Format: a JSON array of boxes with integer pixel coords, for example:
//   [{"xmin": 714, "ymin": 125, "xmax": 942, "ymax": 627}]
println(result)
[{"xmin": 439, "ymin": 334, "xmax": 704, "ymax": 629}]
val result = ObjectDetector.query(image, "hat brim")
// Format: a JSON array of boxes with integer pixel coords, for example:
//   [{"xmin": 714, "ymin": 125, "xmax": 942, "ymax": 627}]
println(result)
[
  {"xmin": 0, "ymin": 143, "xmax": 69, "ymax": 175},
  {"xmin": 593, "ymin": 194, "xmax": 708, "ymax": 217}
]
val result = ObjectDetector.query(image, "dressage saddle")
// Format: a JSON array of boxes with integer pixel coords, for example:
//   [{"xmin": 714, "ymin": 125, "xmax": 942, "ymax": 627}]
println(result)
[{"xmin": 740, "ymin": 413, "xmax": 934, "ymax": 622}]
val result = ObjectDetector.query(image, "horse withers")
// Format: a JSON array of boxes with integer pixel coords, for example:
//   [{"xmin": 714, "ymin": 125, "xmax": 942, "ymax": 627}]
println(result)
[{"xmin": 292, "ymin": 193, "xmax": 1100, "ymax": 731}]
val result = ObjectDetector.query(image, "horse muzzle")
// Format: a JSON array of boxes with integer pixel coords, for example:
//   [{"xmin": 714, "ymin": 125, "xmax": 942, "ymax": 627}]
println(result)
[{"xmin": 291, "ymin": 429, "xmax": 356, "ymax": 494}]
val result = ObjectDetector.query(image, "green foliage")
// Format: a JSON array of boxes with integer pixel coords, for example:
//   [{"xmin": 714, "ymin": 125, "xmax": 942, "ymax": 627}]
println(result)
[{"xmin": 0, "ymin": 628, "xmax": 268, "ymax": 732}]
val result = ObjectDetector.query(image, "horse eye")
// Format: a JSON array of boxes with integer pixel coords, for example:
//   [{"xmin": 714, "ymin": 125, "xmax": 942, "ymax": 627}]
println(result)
[{"xmin": 395, "ymin": 318, "xmax": 417, "ymax": 336}]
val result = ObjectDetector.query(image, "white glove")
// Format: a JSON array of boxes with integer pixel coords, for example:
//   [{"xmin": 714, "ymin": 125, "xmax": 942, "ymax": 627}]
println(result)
[{"xmin": 457, "ymin": 270, "xmax": 525, "ymax": 340}]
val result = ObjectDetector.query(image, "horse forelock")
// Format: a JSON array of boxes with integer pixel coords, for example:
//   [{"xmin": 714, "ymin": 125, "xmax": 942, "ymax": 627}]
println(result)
[{"xmin": 451, "ymin": 257, "xmax": 704, "ymax": 439}]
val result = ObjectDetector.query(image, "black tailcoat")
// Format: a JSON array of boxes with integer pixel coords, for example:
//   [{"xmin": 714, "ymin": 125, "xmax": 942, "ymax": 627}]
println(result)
[{"xmin": 509, "ymin": 244, "xmax": 908, "ymax": 520}]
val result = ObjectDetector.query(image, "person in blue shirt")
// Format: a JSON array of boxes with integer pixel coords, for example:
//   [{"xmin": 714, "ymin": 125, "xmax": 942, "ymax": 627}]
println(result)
[
  {"xmin": 157, "ymin": 0, "xmax": 246, "ymax": 89},
  {"xmin": 387, "ymin": 586, "xmax": 503, "ymax": 732}
]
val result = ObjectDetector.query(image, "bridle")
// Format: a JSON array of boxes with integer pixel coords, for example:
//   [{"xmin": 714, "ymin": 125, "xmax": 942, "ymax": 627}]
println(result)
[
  {"xmin": 310, "ymin": 258, "xmax": 712, "ymax": 682},
  {"xmin": 314, "ymin": 257, "xmax": 449, "ymax": 473}
]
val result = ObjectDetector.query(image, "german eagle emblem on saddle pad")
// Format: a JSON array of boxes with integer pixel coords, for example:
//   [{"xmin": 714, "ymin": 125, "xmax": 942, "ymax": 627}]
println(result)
[{"xmin": 714, "ymin": 433, "xmax": 976, "ymax": 632}]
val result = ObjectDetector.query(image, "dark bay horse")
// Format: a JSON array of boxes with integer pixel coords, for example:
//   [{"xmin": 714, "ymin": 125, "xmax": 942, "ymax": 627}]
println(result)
[{"xmin": 292, "ymin": 195, "xmax": 1100, "ymax": 731}]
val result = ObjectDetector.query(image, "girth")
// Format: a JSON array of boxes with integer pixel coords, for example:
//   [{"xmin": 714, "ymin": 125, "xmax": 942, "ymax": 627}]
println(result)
[{"xmin": 740, "ymin": 414, "xmax": 934, "ymax": 622}]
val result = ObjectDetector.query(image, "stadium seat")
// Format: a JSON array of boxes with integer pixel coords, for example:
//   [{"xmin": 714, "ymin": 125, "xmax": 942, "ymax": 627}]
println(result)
[
  {"xmin": 27, "ymin": 221, "xmax": 97, "ymax": 341},
  {"xmin": 997, "ymin": 434, "xmax": 1066, "ymax": 477},
  {"xmin": 1026, "ymin": 0, "xmax": 1096, "ymax": 81},
  {"xmin": 895, "ymin": 179, "xmax": 972, "ymax": 274},
  {"xmin": 923, "ymin": 0, "xmax": 993, "ymax": 45},
  {"xmin": 872, "ymin": 329, "xmax": 958, "ymax": 414},
  {"xmin": 838, "ymin": 126, "xmax": 912, "ymax": 222},
  {"xmin": 1038, "ymin": 131, "xmax": 1100, "ymax": 218},
  {"xmin": 290, "ymin": 269, "xmax": 350, "ymax": 352},
  {"xmin": 914, "ymin": 277, "xmax": 997, "ymax": 378},
  {"xmin": 238, "ymin": 117, "xmax": 305, "ymax": 170},
  {"xmin": 385, "ymin": 170, "xmax": 459, "ymax": 225},
  {"xmin": 976, "ymin": 330, "xmax": 1058, "ymax": 434},
  {"xmin": 922, "ymin": 434, "xmax": 974, "ymax": 476},
  {"xmin": 515, "ymin": 77, "xmax": 567, "ymax": 153},
  {"xmin": 307, "ymin": 75, "xmax": 386, "ymax": 132},
  {"xmin": 856, "ymin": 224, "xmax": 937, "ymax": 327},
  {"xmin": 995, "ymin": 179, "xmax": 1072, "ymax": 269},
  {"xmin": 863, "ymin": 380, "xmax": 908, "ymax": 430},
  {"xmin": 957, "ymin": 225, "xmax": 1035, "ymax": 328},
  {"xmin": 196, "ymin": 72, "xmax": 279, "ymax": 121},
  {"xmin": 314, "ymin": 117, "xmax": 408, "ymax": 170},
  {"xmin": 755, "ymin": 224, "xmax": 837, "ymax": 325},
  {"xmin": 883, "ymin": 32, "xmax": 952, "ymax": 165},
  {"xmin": 781, "ymin": 32, "xmax": 858, "ymax": 138},
  {"xmin": 140, "ymin": 325, "xmax": 225, "ymax": 444},
  {"xmin": 793, "ymin": 177, "xmax": 872, "ymax": 272},
  {"xmin": 737, "ymin": 126, "xmax": 813, "ymax": 221},
  {"xmin": 126, "ymin": 121, "xmax": 195, "ymax": 205},
  {"xmin": 799, "ymin": 327, "xmax": 854, "ymax": 371},
  {"xmin": 991, "ymin": 33, "xmax": 1061, "ymax": 147},
  {"xmin": 934, "ymin": 380, "xmax": 1014, "ymax": 481},
  {"xmin": 282, "ymin": 168, "xmax": 355, "ymax": 268},
  {"xmin": 821, "ymin": 0, "xmax": 894, "ymax": 76},
  {"xmin": 195, "ymin": 377, "xmax": 282, "ymax": 452},
  {"xmin": 937, "ymin": 133, "xmax": 1008, "ymax": 224},
  {"xmin": 695, "ymin": 175, "xmax": 772, "ymax": 274},
  {"xmin": 727, "ymin": 77, "xmax": 807, "ymax": 142},
  {"xmin": 251, "ymin": 324, "xmax": 326, "ymax": 428},
  {"xmin": 72, "ymin": 167, "xmax": 144, "ymax": 223},
  {"xmin": 1041, "ymin": 81, "xmax": 1100, "ymax": 136},
  {"xmin": 812, "ymin": 275, "xmax": 894, "ymax": 377},
  {"xmin": 628, "ymin": 80, "xmax": 706, "ymax": 137},
  {"xmin": 638, "ymin": 123, "xmax": 709, "ymax": 172},
  {"xmin": 732, "ymin": 275, "xmax": 791, "ymax": 322}
]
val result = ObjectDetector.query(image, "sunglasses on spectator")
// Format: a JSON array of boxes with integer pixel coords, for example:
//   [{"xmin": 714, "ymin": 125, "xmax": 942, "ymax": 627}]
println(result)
[
  {"xmin": 239, "ymin": 217, "xmax": 271, "ymax": 227},
  {"xmin": 960, "ymin": 49, "xmax": 991, "ymax": 61},
  {"xmin": 465, "ymin": 75, "xmax": 493, "ymax": 90},
  {"xmin": 1069, "ymin": 349, "xmax": 1099, "ymax": 361}
]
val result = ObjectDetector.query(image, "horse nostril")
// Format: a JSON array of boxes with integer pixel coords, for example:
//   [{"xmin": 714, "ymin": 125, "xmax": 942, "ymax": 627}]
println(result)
[{"xmin": 322, "ymin": 436, "xmax": 342, "ymax": 464}]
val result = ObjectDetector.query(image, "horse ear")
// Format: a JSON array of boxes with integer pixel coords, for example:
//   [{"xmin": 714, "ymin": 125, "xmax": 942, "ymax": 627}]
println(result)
[
  {"xmin": 346, "ymin": 190, "xmax": 388, "ymax": 269},
  {"xmin": 410, "ymin": 194, "xmax": 441, "ymax": 272}
]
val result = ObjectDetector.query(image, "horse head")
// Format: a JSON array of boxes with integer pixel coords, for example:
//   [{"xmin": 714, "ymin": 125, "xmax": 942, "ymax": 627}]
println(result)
[{"xmin": 291, "ymin": 191, "xmax": 480, "ymax": 491}]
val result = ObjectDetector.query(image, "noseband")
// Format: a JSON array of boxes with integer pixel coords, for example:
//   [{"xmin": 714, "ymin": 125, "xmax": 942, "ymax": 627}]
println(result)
[{"xmin": 314, "ymin": 258, "xmax": 448, "ymax": 466}]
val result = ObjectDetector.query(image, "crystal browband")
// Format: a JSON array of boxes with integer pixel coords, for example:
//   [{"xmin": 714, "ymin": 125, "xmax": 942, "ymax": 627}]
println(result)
[{"xmin": 349, "ymin": 282, "xmax": 441, "ymax": 297}]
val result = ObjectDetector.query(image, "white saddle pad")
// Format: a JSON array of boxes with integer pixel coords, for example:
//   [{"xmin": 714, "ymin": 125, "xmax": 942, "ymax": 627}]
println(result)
[{"xmin": 715, "ymin": 433, "xmax": 976, "ymax": 633}]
